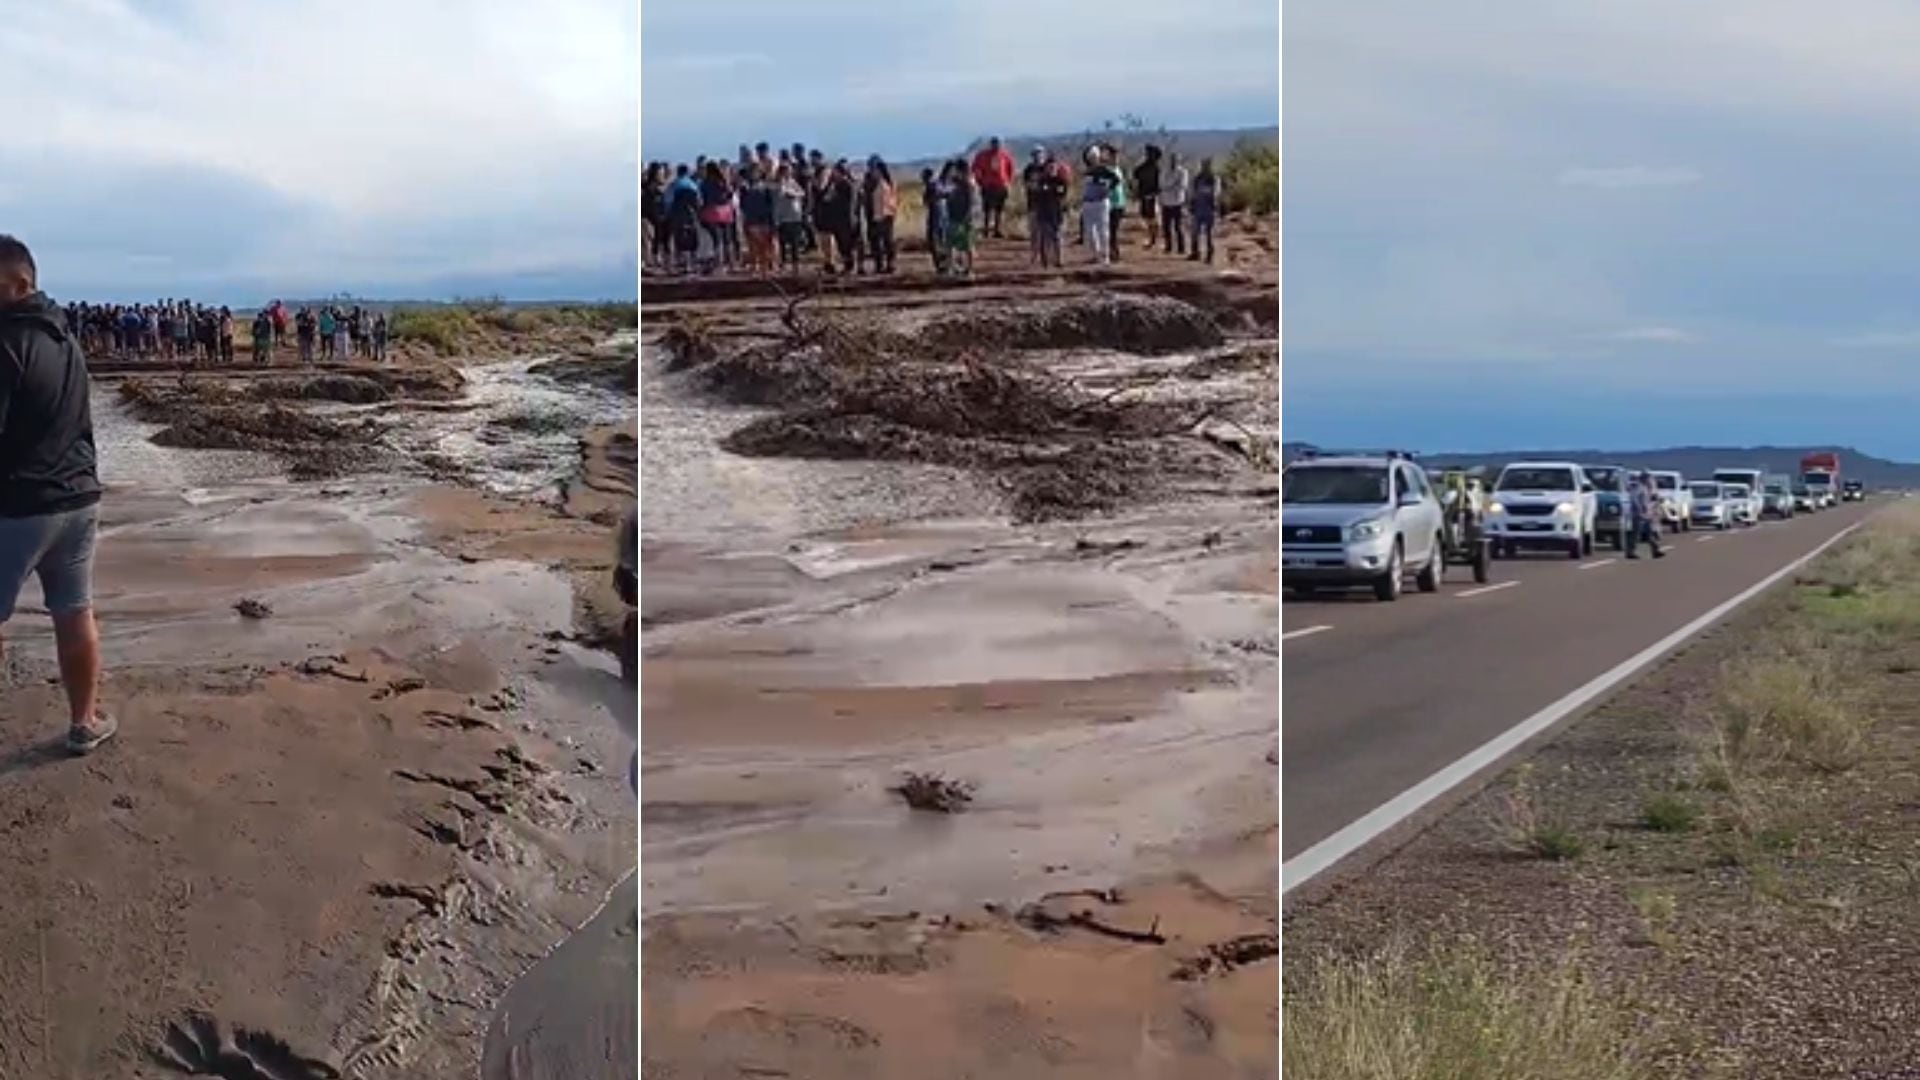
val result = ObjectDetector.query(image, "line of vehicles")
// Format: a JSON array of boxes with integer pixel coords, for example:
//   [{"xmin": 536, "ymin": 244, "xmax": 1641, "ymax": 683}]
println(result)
[{"xmin": 1281, "ymin": 449, "xmax": 1866, "ymax": 602}]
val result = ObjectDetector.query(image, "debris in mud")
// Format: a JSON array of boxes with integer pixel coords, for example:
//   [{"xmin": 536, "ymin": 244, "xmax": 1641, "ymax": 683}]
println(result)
[
  {"xmin": 675, "ymin": 297, "xmax": 1256, "ymax": 521},
  {"xmin": 1169, "ymin": 933, "xmax": 1279, "ymax": 981},
  {"xmin": 890, "ymin": 772, "xmax": 975, "ymax": 813},
  {"xmin": 1074, "ymin": 536, "xmax": 1142, "ymax": 556},
  {"xmin": 233, "ymin": 597, "xmax": 273, "ymax": 620},
  {"xmin": 296, "ymin": 655, "xmax": 370, "ymax": 683},
  {"xmin": 369, "ymin": 881, "xmax": 447, "ymax": 915},
  {"xmin": 530, "ymin": 340, "xmax": 639, "ymax": 394},
  {"xmin": 1010, "ymin": 895, "xmax": 1166, "ymax": 945},
  {"xmin": 917, "ymin": 294, "xmax": 1226, "ymax": 356},
  {"xmin": 154, "ymin": 1012, "xmax": 342, "ymax": 1080},
  {"xmin": 372, "ymin": 676, "xmax": 427, "ymax": 701}
]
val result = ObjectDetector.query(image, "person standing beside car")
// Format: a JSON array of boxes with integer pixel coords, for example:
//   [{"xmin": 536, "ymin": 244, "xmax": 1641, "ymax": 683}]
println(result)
[{"xmin": 1626, "ymin": 472, "xmax": 1666, "ymax": 560}]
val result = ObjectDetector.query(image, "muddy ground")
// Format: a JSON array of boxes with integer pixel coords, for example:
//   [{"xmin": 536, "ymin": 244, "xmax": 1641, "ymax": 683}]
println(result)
[
  {"xmin": 639, "ymin": 219, "xmax": 1278, "ymax": 1077},
  {"xmin": 0, "ymin": 332, "xmax": 636, "ymax": 1077}
]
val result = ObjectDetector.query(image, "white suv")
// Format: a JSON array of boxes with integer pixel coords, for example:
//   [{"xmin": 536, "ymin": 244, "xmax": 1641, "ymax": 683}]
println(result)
[
  {"xmin": 1282, "ymin": 453, "xmax": 1447, "ymax": 601},
  {"xmin": 1486, "ymin": 461, "xmax": 1596, "ymax": 560}
]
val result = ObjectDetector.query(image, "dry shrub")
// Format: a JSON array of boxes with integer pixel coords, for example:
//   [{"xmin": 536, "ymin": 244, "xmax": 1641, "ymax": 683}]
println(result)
[
  {"xmin": 1704, "ymin": 633, "xmax": 1869, "ymax": 779},
  {"xmin": 1283, "ymin": 937, "xmax": 1652, "ymax": 1080}
]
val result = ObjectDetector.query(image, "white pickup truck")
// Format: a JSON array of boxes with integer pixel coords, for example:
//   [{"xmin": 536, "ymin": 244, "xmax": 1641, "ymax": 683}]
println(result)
[{"xmin": 1485, "ymin": 461, "xmax": 1598, "ymax": 560}]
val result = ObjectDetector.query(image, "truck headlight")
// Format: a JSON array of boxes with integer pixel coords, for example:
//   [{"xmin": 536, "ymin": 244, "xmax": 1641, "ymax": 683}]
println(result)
[
  {"xmin": 1487, "ymin": 502, "xmax": 1506, "ymax": 514},
  {"xmin": 1555, "ymin": 502, "xmax": 1576, "ymax": 517},
  {"xmin": 1350, "ymin": 517, "xmax": 1387, "ymax": 540}
]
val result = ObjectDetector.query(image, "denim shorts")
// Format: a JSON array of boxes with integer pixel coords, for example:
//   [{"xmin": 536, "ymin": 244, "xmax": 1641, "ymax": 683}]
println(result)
[{"xmin": 0, "ymin": 505, "xmax": 99, "ymax": 622}]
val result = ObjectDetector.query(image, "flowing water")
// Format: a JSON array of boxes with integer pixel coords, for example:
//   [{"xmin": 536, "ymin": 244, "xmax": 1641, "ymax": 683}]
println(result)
[{"xmin": 639, "ymin": 345, "xmax": 1001, "ymax": 544}]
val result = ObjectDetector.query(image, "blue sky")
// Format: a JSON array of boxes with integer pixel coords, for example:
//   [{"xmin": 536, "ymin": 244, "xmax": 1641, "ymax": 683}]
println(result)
[
  {"xmin": 2, "ymin": 0, "xmax": 636, "ymax": 303},
  {"xmin": 1285, "ymin": 1, "xmax": 1920, "ymax": 460},
  {"xmin": 639, "ymin": 0, "xmax": 1279, "ymax": 165}
]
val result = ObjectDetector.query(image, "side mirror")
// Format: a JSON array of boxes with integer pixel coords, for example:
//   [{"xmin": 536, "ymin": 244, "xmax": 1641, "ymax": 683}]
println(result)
[
  {"xmin": 1399, "ymin": 491, "xmax": 1422, "ymax": 507},
  {"xmin": 1580, "ymin": 481, "xmax": 1595, "ymax": 492}
]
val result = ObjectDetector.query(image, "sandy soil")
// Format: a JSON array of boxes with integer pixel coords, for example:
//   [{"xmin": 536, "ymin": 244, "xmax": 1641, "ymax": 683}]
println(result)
[
  {"xmin": 0, "ymin": 336, "xmax": 636, "ymax": 1077},
  {"xmin": 639, "ymin": 219, "xmax": 1278, "ymax": 1078}
]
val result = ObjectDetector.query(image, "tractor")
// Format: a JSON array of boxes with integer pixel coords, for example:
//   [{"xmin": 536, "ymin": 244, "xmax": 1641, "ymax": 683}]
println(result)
[{"xmin": 1430, "ymin": 468, "xmax": 1493, "ymax": 585}]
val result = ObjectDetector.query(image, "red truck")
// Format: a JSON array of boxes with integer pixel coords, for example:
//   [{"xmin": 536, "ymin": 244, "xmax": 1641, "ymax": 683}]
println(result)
[{"xmin": 1800, "ymin": 452, "xmax": 1840, "ymax": 507}]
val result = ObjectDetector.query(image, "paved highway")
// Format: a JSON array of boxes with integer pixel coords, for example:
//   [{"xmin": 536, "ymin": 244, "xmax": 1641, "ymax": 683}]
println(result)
[{"xmin": 1282, "ymin": 503, "xmax": 1875, "ymax": 891}]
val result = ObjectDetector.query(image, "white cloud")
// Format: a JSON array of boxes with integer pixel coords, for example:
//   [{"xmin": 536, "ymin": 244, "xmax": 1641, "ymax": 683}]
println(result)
[
  {"xmin": 1559, "ymin": 167, "xmax": 1703, "ymax": 190},
  {"xmin": 2, "ymin": 0, "xmax": 635, "ymax": 294},
  {"xmin": 1607, "ymin": 326, "xmax": 1699, "ymax": 343}
]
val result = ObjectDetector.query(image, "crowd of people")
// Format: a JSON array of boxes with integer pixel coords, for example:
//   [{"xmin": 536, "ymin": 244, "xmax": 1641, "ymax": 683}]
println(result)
[
  {"xmin": 62, "ymin": 299, "xmax": 390, "ymax": 365},
  {"xmin": 642, "ymin": 137, "xmax": 1227, "ymax": 280}
]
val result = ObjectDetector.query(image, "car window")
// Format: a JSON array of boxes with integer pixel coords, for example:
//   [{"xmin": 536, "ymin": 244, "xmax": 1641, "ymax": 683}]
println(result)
[{"xmin": 1402, "ymin": 466, "xmax": 1431, "ymax": 500}]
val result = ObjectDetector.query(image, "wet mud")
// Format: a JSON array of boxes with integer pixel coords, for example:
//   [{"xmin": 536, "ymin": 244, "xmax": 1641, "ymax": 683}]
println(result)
[
  {"xmin": 0, "ymin": 332, "xmax": 638, "ymax": 1077},
  {"xmin": 639, "ymin": 225, "xmax": 1278, "ymax": 1078},
  {"xmin": 659, "ymin": 293, "xmax": 1270, "ymax": 523}
]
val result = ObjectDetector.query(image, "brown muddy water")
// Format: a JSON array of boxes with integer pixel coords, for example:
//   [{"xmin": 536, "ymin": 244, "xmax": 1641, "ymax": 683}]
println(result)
[
  {"xmin": 9, "ymin": 365, "xmax": 639, "ymax": 1077},
  {"xmin": 642, "ymin": 344, "xmax": 1005, "ymax": 542}
]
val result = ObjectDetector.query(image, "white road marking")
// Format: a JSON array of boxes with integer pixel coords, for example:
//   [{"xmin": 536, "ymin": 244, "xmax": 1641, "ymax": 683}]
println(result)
[
  {"xmin": 1577, "ymin": 559, "xmax": 1618, "ymax": 571},
  {"xmin": 1282, "ymin": 520, "xmax": 1865, "ymax": 896},
  {"xmin": 1281, "ymin": 624, "xmax": 1333, "ymax": 642},
  {"xmin": 1697, "ymin": 535, "xmax": 1716, "ymax": 542},
  {"xmin": 1455, "ymin": 581, "xmax": 1519, "ymax": 599}
]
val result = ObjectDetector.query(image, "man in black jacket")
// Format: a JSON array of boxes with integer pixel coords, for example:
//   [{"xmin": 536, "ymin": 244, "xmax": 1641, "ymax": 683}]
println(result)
[{"xmin": 0, "ymin": 236, "xmax": 113, "ymax": 754}]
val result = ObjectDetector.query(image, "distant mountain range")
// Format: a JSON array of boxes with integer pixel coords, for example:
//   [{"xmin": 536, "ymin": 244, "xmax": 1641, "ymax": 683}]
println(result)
[
  {"xmin": 901, "ymin": 125, "xmax": 1276, "ymax": 171},
  {"xmin": 1283, "ymin": 443, "xmax": 1920, "ymax": 489}
]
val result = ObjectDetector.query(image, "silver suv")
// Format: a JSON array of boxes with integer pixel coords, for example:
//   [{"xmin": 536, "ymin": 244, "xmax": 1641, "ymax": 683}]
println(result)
[{"xmin": 1282, "ymin": 452, "xmax": 1446, "ymax": 601}]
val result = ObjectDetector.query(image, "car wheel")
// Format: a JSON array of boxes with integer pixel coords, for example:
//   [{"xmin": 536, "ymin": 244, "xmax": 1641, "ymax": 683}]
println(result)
[
  {"xmin": 1581, "ymin": 531, "xmax": 1594, "ymax": 557},
  {"xmin": 1415, "ymin": 536, "xmax": 1442, "ymax": 593},
  {"xmin": 1373, "ymin": 542, "xmax": 1404, "ymax": 602}
]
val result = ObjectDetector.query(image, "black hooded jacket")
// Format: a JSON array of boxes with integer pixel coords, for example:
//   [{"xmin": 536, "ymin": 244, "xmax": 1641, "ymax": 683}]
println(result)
[{"xmin": 0, "ymin": 293, "xmax": 101, "ymax": 518}]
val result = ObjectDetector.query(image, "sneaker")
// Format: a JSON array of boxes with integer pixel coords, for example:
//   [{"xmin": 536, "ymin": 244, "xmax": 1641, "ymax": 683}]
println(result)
[{"xmin": 67, "ymin": 712, "xmax": 118, "ymax": 755}]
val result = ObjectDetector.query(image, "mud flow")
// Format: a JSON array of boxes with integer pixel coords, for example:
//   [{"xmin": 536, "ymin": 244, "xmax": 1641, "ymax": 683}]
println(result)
[
  {"xmin": 639, "ymin": 265, "xmax": 1279, "ymax": 1077},
  {"xmin": 1, "ymin": 338, "xmax": 635, "ymax": 1078}
]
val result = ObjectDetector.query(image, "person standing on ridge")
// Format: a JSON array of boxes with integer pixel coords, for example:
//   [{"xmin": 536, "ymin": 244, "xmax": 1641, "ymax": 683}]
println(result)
[
  {"xmin": 1023, "ymin": 146, "xmax": 1069, "ymax": 268},
  {"xmin": 971, "ymin": 137, "xmax": 1015, "ymax": 239},
  {"xmin": 860, "ymin": 157, "xmax": 898, "ymax": 275},
  {"xmin": 1159, "ymin": 152, "xmax": 1190, "ymax": 255},
  {"xmin": 1080, "ymin": 148, "xmax": 1121, "ymax": 266},
  {"xmin": 252, "ymin": 309, "xmax": 273, "ymax": 365},
  {"xmin": 1134, "ymin": 144, "xmax": 1163, "ymax": 250},
  {"xmin": 943, "ymin": 159, "xmax": 977, "ymax": 278},
  {"xmin": 1190, "ymin": 158, "xmax": 1220, "ymax": 265},
  {"xmin": 772, "ymin": 164, "xmax": 808, "ymax": 272},
  {"xmin": 0, "ymin": 235, "xmax": 114, "ymax": 754}
]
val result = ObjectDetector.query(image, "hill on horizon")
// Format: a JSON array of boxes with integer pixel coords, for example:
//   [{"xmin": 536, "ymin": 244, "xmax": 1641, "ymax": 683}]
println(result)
[
  {"xmin": 895, "ymin": 124, "xmax": 1275, "ymax": 172},
  {"xmin": 1283, "ymin": 442, "xmax": 1920, "ymax": 488}
]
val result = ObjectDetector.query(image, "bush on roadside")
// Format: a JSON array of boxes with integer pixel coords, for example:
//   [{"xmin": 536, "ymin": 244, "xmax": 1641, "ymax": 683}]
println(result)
[{"xmin": 1283, "ymin": 937, "xmax": 1653, "ymax": 1080}]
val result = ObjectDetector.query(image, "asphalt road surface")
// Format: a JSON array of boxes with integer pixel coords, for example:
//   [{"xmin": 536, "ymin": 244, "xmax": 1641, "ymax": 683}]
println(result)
[{"xmin": 1282, "ymin": 503, "xmax": 1875, "ymax": 885}]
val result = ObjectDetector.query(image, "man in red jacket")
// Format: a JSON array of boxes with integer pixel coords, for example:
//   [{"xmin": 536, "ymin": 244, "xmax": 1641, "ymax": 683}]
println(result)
[{"xmin": 971, "ymin": 137, "xmax": 1016, "ymax": 239}]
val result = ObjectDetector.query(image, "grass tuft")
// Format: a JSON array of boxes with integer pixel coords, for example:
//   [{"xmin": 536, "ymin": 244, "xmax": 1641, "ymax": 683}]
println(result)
[
  {"xmin": 1640, "ymin": 792, "xmax": 1700, "ymax": 833},
  {"xmin": 1282, "ymin": 938, "xmax": 1653, "ymax": 1080}
]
